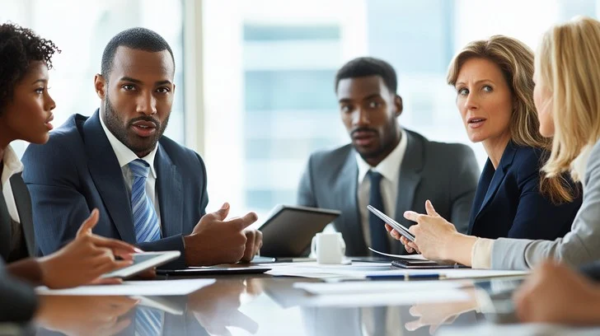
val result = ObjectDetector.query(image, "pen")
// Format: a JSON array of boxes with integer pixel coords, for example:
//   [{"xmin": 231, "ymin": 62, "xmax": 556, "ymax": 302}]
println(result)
[{"xmin": 366, "ymin": 273, "xmax": 446, "ymax": 281}]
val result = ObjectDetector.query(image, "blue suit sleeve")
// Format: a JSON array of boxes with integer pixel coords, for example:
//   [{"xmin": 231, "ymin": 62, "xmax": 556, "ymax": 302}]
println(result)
[{"xmin": 22, "ymin": 143, "xmax": 92, "ymax": 255}]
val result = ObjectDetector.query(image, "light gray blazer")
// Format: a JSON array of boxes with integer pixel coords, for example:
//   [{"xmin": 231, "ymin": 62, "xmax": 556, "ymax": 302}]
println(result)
[
  {"xmin": 492, "ymin": 139, "xmax": 600, "ymax": 270},
  {"xmin": 297, "ymin": 129, "xmax": 480, "ymax": 256}
]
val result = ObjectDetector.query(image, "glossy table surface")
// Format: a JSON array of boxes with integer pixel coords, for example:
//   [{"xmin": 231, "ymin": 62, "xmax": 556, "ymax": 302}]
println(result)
[
  {"xmin": 8, "ymin": 270, "xmax": 600, "ymax": 335},
  {"xmin": 26, "ymin": 271, "xmax": 522, "ymax": 336}
]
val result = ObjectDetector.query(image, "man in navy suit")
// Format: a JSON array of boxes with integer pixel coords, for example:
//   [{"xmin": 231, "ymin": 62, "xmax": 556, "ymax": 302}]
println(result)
[{"xmin": 22, "ymin": 28, "xmax": 261, "ymax": 268}]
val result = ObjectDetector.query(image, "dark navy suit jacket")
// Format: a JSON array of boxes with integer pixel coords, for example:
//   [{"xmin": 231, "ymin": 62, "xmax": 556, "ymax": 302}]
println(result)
[
  {"xmin": 21, "ymin": 110, "xmax": 209, "ymax": 268},
  {"xmin": 468, "ymin": 142, "xmax": 582, "ymax": 240}
]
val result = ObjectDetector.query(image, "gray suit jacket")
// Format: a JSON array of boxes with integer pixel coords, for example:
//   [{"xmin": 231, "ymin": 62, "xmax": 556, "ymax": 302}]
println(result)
[
  {"xmin": 297, "ymin": 129, "xmax": 480, "ymax": 256},
  {"xmin": 492, "ymin": 139, "xmax": 600, "ymax": 270}
]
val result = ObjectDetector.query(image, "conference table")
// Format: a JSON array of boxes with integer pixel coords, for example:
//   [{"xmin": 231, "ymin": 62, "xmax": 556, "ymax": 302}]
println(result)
[{"xmin": 8, "ymin": 266, "xmax": 600, "ymax": 335}]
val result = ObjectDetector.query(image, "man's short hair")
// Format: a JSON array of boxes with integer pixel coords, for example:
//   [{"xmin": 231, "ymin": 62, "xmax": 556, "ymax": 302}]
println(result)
[
  {"xmin": 335, "ymin": 57, "xmax": 398, "ymax": 94},
  {"xmin": 101, "ymin": 27, "xmax": 174, "ymax": 76}
]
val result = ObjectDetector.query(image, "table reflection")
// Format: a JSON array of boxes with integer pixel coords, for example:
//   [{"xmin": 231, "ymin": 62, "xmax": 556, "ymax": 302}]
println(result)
[
  {"xmin": 29, "ymin": 277, "xmax": 531, "ymax": 336},
  {"xmin": 35, "ymin": 278, "xmax": 262, "ymax": 336},
  {"xmin": 188, "ymin": 278, "xmax": 261, "ymax": 335},
  {"xmin": 405, "ymin": 288, "xmax": 481, "ymax": 334}
]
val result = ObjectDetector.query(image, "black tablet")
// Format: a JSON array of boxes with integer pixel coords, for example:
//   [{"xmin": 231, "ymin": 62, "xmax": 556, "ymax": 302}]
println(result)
[
  {"xmin": 391, "ymin": 260, "xmax": 469, "ymax": 269},
  {"xmin": 157, "ymin": 266, "xmax": 271, "ymax": 276},
  {"xmin": 259, "ymin": 205, "xmax": 340, "ymax": 257}
]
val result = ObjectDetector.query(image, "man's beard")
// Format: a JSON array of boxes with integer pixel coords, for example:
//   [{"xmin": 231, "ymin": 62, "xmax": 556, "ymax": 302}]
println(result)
[
  {"xmin": 354, "ymin": 123, "xmax": 399, "ymax": 160},
  {"xmin": 102, "ymin": 96, "xmax": 170, "ymax": 156}
]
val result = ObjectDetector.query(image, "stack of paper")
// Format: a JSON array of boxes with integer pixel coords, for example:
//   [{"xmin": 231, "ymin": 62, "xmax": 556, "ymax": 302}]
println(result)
[
  {"xmin": 438, "ymin": 324, "xmax": 600, "ymax": 336},
  {"xmin": 294, "ymin": 280, "xmax": 464, "ymax": 294},
  {"xmin": 36, "ymin": 279, "xmax": 215, "ymax": 296},
  {"xmin": 265, "ymin": 261, "xmax": 528, "ymax": 280},
  {"xmin": 291, "ymin": 280, "xmax": 472, "ymax": 307}
]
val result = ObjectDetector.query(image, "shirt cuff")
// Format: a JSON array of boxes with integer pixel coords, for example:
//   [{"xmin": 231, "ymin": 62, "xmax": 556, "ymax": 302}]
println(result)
[{"xmin": 471, "ymin": 238, "xmax": 494, "ymax": 269}]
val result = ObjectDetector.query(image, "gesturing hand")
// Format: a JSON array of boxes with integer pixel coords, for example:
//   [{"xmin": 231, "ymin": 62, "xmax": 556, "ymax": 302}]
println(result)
[
  {"xmin": 38, "ymin": 209, "xmax": 136, "ymax": 289},
  {"xmin": 184, "ymin": 203, "xmax": 258, "ymax": 266},
  {"xmin": 402, "ymin": 200, "xmax": 459, "ymax": 262}
]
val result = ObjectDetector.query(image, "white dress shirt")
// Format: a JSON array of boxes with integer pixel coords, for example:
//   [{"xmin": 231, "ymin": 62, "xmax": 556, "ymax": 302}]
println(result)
[
  {"xmin": 356, "ymin": 129, "xmax": 408, "ymax": 246},
  {"xmin": 99, "ymin": 114, "xmax": 162, "ymax": 232},
  {"xmin": 1, "ymin": 145, "xmax": 24, "ymax": 224}
]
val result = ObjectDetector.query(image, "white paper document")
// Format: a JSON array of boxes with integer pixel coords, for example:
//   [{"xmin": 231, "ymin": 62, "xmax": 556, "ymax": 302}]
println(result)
[
  {"xmin": 266, "ymin": 261, "xmax": 528, "ymax": 280},
  {"xmin": 360, "ymin": 269, "xmax": 529, "ymax": 280},
  {"xmin": 301, "ymin": 289, "xmax": 469, "ymax": 307},
  {"xmin": 294, "ymin": 280, "xmax": 464, "ymax": 295},
  {"xmin": 266, "ymin": 262, "xmax": 392, "ymax": 279},
  {"xmin": 36, "ymin": 279, "xmax": 215, "ymax": 296},
  {"xmin": 368, "ymin": 247, "xmax": 428, "ymax": 260},
  {"xmin": 438, "ymin": 324, "xmax": 600, "ymax": 336}
]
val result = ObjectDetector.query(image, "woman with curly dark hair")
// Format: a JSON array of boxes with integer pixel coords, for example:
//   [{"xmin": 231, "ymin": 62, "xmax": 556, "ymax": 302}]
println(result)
[{"xmin": 0, "ymin": 23, "xmax": 138, "ymax": 322}]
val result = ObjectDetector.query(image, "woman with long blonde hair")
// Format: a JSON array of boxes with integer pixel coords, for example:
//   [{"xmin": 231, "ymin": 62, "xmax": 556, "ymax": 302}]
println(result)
[
  {"xmin": 391, "ymin": 16, "xmax": 600, "ymax": 272},
  {"xmin": 386, "ymin": 34, "xmax": 582, "ymax": 261}
]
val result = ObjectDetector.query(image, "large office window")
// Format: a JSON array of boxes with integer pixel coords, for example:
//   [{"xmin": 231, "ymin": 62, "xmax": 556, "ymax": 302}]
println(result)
[
  {"xmin": 202, "ymin": 0, "xmax": 600, "ymax": 220},
  {"xmin": 0, "ymin": 0, "xmax": 185, "ymax": 157},
  {"xmin": 243, "ymin": 25, "xmax": 344, "ymax": 210},
  {"xmin": 4, "ymin": 0, "xmax": 600, "ymax": 220}
]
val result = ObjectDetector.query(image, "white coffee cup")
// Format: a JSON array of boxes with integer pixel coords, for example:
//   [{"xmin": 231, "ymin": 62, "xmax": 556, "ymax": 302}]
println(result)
[{"xmin": 311, "ymin": 232, "xmax": 346, "ymax": 264}]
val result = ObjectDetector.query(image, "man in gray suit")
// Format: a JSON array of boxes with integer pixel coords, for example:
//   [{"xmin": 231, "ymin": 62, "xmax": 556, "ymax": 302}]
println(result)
[{"xmin": 297, "ymin": 57, "xmax": 480, "ymax": 256}]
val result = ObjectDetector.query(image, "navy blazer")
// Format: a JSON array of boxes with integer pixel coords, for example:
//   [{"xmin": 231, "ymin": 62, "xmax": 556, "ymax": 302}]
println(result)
[
  {"xmin": 21, "ymin": 110, "xmax": 209, "ymax": 268},
  {"xmin": 468, "ymin": 142, "xmax": 582, "ymax": 240}
]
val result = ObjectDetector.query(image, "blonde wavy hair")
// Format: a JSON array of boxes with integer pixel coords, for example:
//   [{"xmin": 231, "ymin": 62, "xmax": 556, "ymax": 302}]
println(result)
[
  {"xmin": 540, "ymin": 17, "xmax": 600, "ymax": 186},
  {"xmin": 447, "ymin": 35, "xmax": 572, "ymax": 203}
]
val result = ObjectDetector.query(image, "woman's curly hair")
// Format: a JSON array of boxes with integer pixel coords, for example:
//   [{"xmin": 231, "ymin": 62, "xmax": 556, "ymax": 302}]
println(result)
[{"xmin": 0, "ymin": 23, "xmax": 60, "ymax": 114}]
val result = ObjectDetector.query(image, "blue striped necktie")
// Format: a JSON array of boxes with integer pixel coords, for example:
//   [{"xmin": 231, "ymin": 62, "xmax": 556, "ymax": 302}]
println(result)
[
  {"xmin": 135, "ymin": 307, "xmax": 163, "ymax": 336},
  {"xmin": 129, "ymin": 159, "xmax": 161, "ymax": 243}
]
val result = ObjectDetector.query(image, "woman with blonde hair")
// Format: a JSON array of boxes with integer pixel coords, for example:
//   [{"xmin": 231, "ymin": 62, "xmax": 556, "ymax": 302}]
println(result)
[
  {"xmin": 391, "ymin": 16, "xmax": 600, "ymax": 272},
  {"xmin": 387, "ymin": 34, "xmax": 582, "ymax": 259}
]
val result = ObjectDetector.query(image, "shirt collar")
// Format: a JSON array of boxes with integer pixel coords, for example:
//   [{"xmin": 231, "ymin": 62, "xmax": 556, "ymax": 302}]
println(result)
[
  {"xmin": 1, "ymin": 145, "xmax": 24, "ymax": 186},
  {"xmin": 99, "ymin": 112, "xmax": 158, "ymax": 178},
  {"xmin": 356, "ymin": 128, "xmax": 407, "ymax": 183}
]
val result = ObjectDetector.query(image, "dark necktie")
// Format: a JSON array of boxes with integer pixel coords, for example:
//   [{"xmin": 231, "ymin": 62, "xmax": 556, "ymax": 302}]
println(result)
[{"xmin": 368, "ymin": 171, "xmax": 390, "ymax": 253}]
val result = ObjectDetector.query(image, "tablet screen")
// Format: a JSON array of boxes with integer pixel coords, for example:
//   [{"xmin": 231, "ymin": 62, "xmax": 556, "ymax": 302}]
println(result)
[
  {"xmin": 102, "ymin": 251, "xmax": 181, "ymax": 279},
  {"xmin": 259, "ymin": 205, "xmax": 341, "ymax": 257},
  {"xmin": 367, "ymin": 205, "xmax": 415, "ymax": 242}
]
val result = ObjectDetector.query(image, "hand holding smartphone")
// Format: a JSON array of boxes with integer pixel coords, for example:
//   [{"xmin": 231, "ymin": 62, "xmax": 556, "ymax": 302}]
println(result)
[{"xmin": 367, "ymin": 205, "xmax": 415, "ymax": 242}]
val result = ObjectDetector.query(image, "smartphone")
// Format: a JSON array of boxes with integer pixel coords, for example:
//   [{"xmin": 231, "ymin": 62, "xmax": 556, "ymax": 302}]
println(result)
[{"xmin": 367, "ymin": 205, "xmax": 415, "ymax": 242}]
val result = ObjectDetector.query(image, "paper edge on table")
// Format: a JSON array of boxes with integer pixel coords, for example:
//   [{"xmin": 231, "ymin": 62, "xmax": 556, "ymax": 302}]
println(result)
[{"xmin": 368, "ymin": 247, "xmax": 428, "ymax": 260}]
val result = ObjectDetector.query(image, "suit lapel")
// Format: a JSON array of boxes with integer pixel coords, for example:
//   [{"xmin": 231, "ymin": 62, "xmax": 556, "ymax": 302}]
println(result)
[
  {"xmin": 338, "ymin": 150, "xmax": 366, "ymax": 255},
  {"xmin": 391, "ymin": 131, "xmax": 423, "ymax": 254},
  {"xmin": 476, "ymin": 142, "xmax": 517, "ymax": 220},
  {"xmin": 9, "ymin": 174, "xmax": 35, "ymax": 257},
  {"xmin": 155, "ymin": 144, "xmax": 183, "ymax": 237},
  {"xmin": 0, "ymin": 190, "xmax": 11, "ymax": 260},
  {"xmin": 83, "ymin": 110, "xmax": 136, "ymax": 243},
  {"xmin": 394, "ymin": 131, "xmax": 423, "ymax": 227},
  {"xmin": 468, "ymin": 159, "xmax": 493, "ymax": 233}
]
